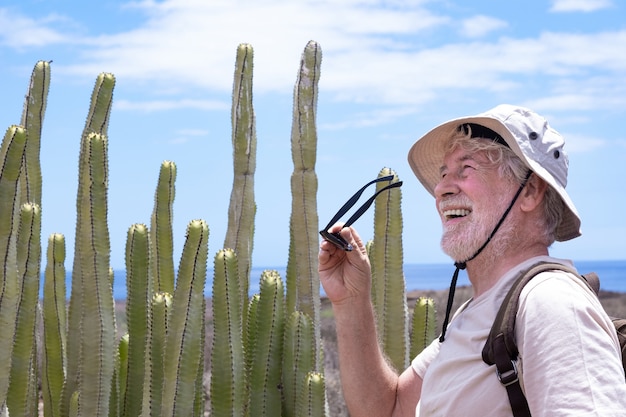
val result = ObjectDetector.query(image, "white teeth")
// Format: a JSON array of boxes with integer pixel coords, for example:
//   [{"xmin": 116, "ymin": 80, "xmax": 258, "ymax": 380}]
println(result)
[{"xmin": 443, "ymin": 209, "xmax": 470, "ymax": 218}]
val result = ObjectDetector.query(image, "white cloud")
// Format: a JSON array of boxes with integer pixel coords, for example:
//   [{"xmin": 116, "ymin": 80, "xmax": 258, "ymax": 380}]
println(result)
[
  {"xmin": 0, "ymin": 8, "xmax": 72, "ymax": 48},
  {"xmin": 550, "ymin": 0, "xmax": 613, "ymax": 12},
  {"xmin": 459, "ymin": 15, "xmax": 507, "ymax": 39}
]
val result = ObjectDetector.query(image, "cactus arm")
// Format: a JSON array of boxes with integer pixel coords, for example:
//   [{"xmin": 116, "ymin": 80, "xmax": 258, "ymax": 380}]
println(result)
[
  {"xmin": 151, "ymin": 161, "xmax": 176, "ymax": 294},
  {"xmin": 225, "ymin": 43, "xmax": 257, "ymax": 306},
  {"xmin": 210, "ymin": 248, "xmax": 246, "ymax": 417},
  {"xmin": 370, "ymin": 168, "xmax": 408, "ymax": 371},
  {"xmin": 144, "ymin": 292, "xmax": 171, "ymax": 417},
  {"xmin": 41, "ymin": 233, "xmax": 67, "ymax": 417},
  {"xmin": 410, "ymin": 297, "xmax": 437, "ymax": 358},
  {"xmin": 64, "ymin": 74, "xmax": 115, "ymax": 415},
  {"xmin": 247, "ymin": 270, "xmax": 285, "ymax": 417},
  {"xmin": 19, "ymin": 60, "xmax": 50, "ymax": 206},
  {"xmin": 287, "ymin": 40, "xmax": 323, "ymax": 370},
  {"xmin": 0, "ymin": 125, "xmax": 27, "ymax": 405},
  {"xmin": 72, "ymin": 132, "xmax": 115, "ymax": 416},
  {"xmin": 116, "ymin": 334, "xmax": 129, "ymax": 417},
  {"xmin": 297, "ymin": 372, "xmax": 327, "ymax": 417},
  {"xmin": 161, "ymin": 220, "xmax": 208, "ymax": 417},
  {"xmin": 82, "ymin": 73, "xmax": 115, "ymax": 137},
  {"xmin": 122, "ymin": 224, "xmax": 151, "ymax": 417},
  {"xmin": 7, "ymin": 203, "xmax": 42, "ymax": 416},
  {"xmin": 282, "ymin": 311, "xmax": 315, "ymax": 417}
]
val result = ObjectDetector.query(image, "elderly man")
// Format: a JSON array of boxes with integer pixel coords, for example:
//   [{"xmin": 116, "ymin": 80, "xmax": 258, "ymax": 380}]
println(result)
[{"xmin": 318, "ymin": 105, "xmax": 626, "ymax": 416}]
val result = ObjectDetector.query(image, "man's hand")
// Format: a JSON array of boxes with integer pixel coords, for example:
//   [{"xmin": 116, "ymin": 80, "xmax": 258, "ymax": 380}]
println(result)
[{"xmin": 319, "ymin": 224, "xmax": 372, "ymax": 306}]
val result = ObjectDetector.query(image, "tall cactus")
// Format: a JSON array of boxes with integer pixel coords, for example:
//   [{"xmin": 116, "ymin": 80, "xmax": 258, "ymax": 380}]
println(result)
[
  {"xmin": 122, "ymin": 224, "xmax": 151, "ymax": 417},
  {"xmin": 0, "ymin": 125, "xmax": 27, "ymax": 407},
  {"xmin": 41, "ymin": 233, "xmax": 67, "ymax": 417},
  {"xmin": 282, "ymin": 311, "xmax": 315, "ymax": 417},
  {"xmin": 225, "ymin": 43, "xmax": 257, "ymax": 308},
  {"xmin": 19, "ymin": 60, "xmax": 50, "ymax": 206},
  {"xmin": 369, "ymin": 168, "xmax": 408, "ymax": 371},
  {"xmin": 287, "ymin": 40, "xmax": 323, "ymax": 370},
  {"xmin": 161, "ymin": 219, "xmax": 208, "ymax": 417},
  {"xmin": 151, "ymin": 161, "xmax": 176, "ymax": 294},
  {"xmin": 210, "ymin": 248, "xmax": 246, "ymax": 417},
  {"xmin": 247, "ymin": 270, "xmax": 285, "ymax": 417},
  {"xmin": 143, "ymin": 291, "xmax": 172, "ymax": 417},
  {"xmin": 64, "ymin": 72, "xmax": 115, "ymax": 416},
  {"xmin": 72, "ymin": 132, "xmax": 116, "ymax": 416},
  {"xmin": 7, "ymin": 203, "xmax": 41, "ymax": 417}
]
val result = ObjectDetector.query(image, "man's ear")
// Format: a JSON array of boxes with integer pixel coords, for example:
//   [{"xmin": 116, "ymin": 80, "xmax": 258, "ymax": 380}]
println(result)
[{"xmin": 520, "ymin": 173, "xmax": 548, "ymax": 212}]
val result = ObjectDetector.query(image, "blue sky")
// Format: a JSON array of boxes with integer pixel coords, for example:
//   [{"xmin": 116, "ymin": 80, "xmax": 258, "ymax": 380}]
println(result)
[{"xmin": 1, "ymin": 0, "xmax": 625, "ymax": 270}]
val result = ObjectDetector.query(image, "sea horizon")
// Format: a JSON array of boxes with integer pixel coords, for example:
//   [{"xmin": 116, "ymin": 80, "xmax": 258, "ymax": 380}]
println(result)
[{"xmin": 63, "ymin": 258, "xmax": 626, "ymax": 300}]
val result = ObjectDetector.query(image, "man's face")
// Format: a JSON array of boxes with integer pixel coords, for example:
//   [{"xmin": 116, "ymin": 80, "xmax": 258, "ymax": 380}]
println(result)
[{"xmin": 435, "ymin": 146, "xmax": 517, "ymax": 262}]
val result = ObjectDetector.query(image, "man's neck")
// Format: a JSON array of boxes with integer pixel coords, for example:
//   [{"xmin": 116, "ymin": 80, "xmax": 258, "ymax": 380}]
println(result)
[{"xmin": 465, "ymin": 243, "xmax": 549, "ymax": 297}]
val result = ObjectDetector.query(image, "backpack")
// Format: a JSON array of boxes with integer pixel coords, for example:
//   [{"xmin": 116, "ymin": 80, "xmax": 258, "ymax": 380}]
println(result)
[{"xmin": 481, "ymin": 262, "xmax": 626, "ymax": 417}]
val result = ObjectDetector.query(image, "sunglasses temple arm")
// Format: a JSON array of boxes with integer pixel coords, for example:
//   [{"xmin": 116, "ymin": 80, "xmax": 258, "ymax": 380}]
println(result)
[
  {"xmin": 321, "ymin": 176, "xmax": 395, "ymax": 230},
  {"xmin": 343, "ymin": 181, "xmax": 402, "ymax": 228}
]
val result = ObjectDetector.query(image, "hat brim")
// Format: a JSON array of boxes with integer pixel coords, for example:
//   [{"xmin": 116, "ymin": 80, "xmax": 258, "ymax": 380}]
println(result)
[{"xmin": 407, "ymin": 114, "xmax": 581, "ymax": 242}]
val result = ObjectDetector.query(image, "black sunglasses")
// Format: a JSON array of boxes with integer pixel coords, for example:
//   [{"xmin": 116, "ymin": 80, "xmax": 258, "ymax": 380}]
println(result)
[{"xmin": 319, "ymin": 175, "xmax": 403, "ymax": 251}]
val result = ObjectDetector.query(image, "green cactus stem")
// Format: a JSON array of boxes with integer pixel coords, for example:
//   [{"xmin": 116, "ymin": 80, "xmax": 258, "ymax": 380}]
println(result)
[
  {"xmin": 7, "ymin": 203, "xmax": 42, "ymax": 417},
  {"xmin": 161, "ymin": 219, "xmax": 208, "ymax": 417},
  {"xmin": 282, "ymin": 310, "xmax": 315, "ymax": 417},
  {"xmin": 247, "ymin": 270, "xmax": 285, "ymax": 417},
  {"xmin": 210, "ymin": 248, "xmax": 246, "ymax": 417},
  {"xmin": 19, "ymin": 60, "xmax": 50, "ymax": 206},
  {"xmin": 72, "ymin": 132, "xmax": 115, "ymax": 417},
  {"xmin": 117, "ymin": 334, "xmax": 130, "ymax": 416},
  {"xmin": 41, "ymin": 233, "xmax": 67, "ymax": 417},
  {"xmin": 297, "ymin": 372, "xmax": 327, "ymax": 417},
  {"xmin": 144, "ymin": 291, "xmax": 172, "ymax": 417},
  {"xmin": 122, "ymin": 223, "xmax": 151, "ymax": 417},
  {"xmin": 287, "ymin": 40, "xmax": 323, "ymax": 370},
  {"xmin": 370, "ymin": 168, "xmax": 407, "ymax": 371},
  {"xmin": 0, "ymin": 125, "xmax": 27, "ymax": 406},
  {"xmin": 225, "ymin": 43, "xmax": 257, "ymax": 309},
  {"xmin": 410, "ymin": 297, "xmax": 437, "ymax": 358},
  {"xmin": 151, "ymin": 161, "xmax": 176, "ymax": 294},
  {"xmin": 64, "ymin": 73, "xmax": 115, "ymax": 416}
]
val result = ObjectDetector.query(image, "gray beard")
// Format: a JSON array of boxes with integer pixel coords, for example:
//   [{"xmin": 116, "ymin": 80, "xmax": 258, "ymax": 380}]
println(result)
[{"xmin": 440, "ymin": 197, "xmax": 516, "ymax": 264}]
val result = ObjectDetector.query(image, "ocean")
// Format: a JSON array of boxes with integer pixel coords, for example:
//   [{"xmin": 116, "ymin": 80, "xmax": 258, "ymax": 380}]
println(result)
[{"xmin": 96, "ymin": 259, "xmax": 626, "ymax": 299}]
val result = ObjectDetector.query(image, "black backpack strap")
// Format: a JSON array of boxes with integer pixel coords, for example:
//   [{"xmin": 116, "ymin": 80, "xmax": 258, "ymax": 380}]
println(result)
[{"xmin": 482, "ymin": 262, "xmax": 587, "ymax": 417}]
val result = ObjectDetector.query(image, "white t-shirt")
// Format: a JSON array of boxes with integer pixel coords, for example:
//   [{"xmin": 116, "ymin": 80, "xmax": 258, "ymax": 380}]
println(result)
[{"xmin": 412, "ymin": 256, "xmax": 626, "ymax": 416}]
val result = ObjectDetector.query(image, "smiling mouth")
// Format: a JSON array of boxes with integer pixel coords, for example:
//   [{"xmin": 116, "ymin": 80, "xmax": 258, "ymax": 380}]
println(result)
[{"xmin": 443, "ymin": 208, "xmax": 471, "ymax": 221}]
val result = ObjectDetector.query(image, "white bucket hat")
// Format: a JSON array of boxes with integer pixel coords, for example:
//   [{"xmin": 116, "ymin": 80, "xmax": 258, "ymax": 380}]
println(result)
[{"xmin": 407, "ymin": 104, "xmax": 581, "ymax": 242}]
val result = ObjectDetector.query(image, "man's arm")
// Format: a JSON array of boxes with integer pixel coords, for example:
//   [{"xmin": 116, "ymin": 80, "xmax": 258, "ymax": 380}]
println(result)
[{"xmin": 319, "ymin": 225, "xmax": 422, "ymax": 417}]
